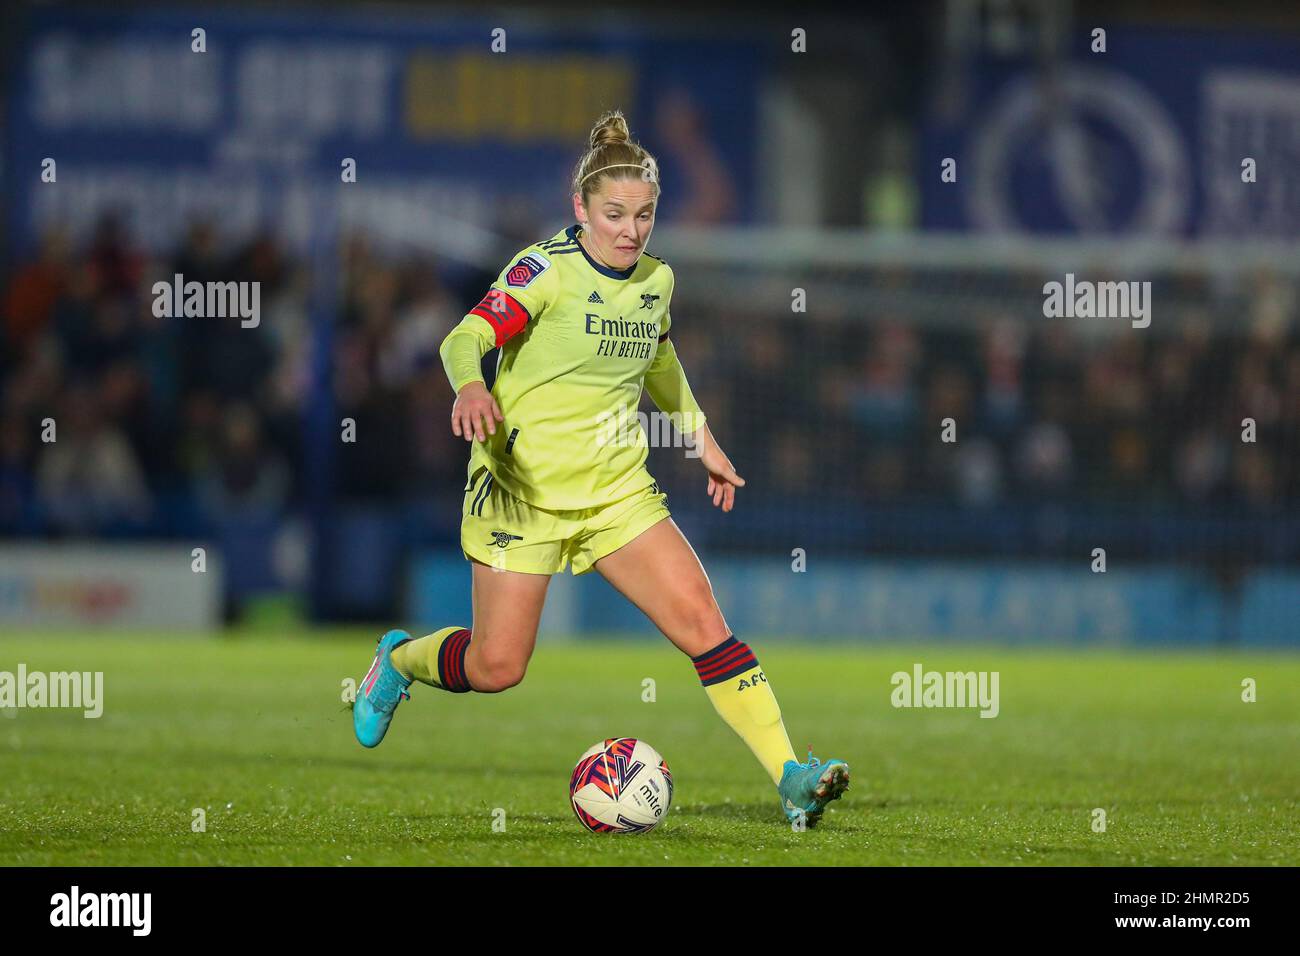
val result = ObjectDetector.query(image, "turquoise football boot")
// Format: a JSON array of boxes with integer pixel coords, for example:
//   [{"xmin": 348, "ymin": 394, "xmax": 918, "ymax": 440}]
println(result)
[
  {"xmin": 353, "ymin": 629, "xmax": 414, "ymax": 748},
  {"xmin": 778, "ymin": 750, "xmax": 850, "ymax": 826}
]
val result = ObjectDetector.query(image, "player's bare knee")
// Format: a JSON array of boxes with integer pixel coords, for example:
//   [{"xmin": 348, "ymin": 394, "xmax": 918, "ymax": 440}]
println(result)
[
  {"xmin": 674, "ymin": 601, "xmax": 729, "ymax": 655},
  {"xmin": 473, "ymin": 651, "xmax": 528, "ymax": 692}
]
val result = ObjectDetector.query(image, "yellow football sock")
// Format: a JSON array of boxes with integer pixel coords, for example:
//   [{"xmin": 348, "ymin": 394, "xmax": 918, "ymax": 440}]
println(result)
[
  {"xmin": 693, "ymin": 635, "xmax": 796, "ymax": 785},
  {"xmin": 390, "ymin": 626, "xmax": 474, "ymax": 692}
]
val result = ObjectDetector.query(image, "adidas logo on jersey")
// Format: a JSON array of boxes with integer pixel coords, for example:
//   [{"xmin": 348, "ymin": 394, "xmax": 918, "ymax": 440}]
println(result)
[{"xmin": 588, "ymin": 290, "xmax": 604, "ymax": 304}]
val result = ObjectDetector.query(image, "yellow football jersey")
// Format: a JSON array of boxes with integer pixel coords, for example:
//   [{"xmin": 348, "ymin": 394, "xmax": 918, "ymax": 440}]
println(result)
[{"xmin": 439, "ymin": 223, "xmax": 706, "ymax": 511}]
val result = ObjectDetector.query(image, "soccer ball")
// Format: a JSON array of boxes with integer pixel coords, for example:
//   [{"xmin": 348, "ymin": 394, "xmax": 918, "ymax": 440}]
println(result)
[{"xmin": 569, "ymin": 737, "xmax": 673, "ymax": 833}]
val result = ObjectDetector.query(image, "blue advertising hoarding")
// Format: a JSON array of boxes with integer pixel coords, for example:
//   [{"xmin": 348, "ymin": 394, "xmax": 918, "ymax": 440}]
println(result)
[{"xmin": 409, "ymin": 553, "xmax": 1297, "ymax": 647}]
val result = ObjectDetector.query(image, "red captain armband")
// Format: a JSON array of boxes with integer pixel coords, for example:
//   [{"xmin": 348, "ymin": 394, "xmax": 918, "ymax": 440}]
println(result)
[{"xmin": 469, "ymin": 289, "xmax": 531, "ymax": 346}]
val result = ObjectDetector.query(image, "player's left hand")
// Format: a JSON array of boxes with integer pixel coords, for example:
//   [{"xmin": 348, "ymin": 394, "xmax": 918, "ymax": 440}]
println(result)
[{"xmin": 692, "ymin": 425, "xmax": 745, "ymax": 512}]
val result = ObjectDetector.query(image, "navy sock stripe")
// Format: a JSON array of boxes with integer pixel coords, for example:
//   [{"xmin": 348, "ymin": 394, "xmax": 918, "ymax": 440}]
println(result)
[
  {"xmin": 437, "ymin": 629, "xmax": 473, "ymax": 693},
  {"xmin": 692, "ymin": 634, "xmax": 759, "ymax": 686},
  {"xmin": 691, "ymin": 634, "xmax": 738, "ymax": 663}
]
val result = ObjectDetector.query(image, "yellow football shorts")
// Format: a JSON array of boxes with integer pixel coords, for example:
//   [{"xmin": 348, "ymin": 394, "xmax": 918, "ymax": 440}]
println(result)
[{"xmin": 460, "ymin": 465, "xmax": 671, "ymax": 576}]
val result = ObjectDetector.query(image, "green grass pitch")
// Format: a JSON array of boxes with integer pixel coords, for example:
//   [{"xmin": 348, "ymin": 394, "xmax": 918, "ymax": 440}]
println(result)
[{"xmin": 1, "ymin": 631, "xmax": 1297, "ymax": 866}]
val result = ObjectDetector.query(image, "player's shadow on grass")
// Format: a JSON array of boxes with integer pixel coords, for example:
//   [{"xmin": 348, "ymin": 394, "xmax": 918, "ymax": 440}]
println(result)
[
  {"xmin": 976, "ymin": 842, "xmax": 1145, "ymax": 865},
  {"xmin": 670, "ymin": 800, "xmax": 866, "ymax": 831},
  {"xmin": 396, "ymin": 810, "xmax": 800, "ymax": 845},
  {"xmin": 15, "ymin": 742, "xmax": 559, "ymax": 781}
]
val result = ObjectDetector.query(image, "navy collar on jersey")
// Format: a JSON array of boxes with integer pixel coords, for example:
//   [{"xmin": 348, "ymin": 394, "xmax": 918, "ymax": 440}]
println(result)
[{"xmin": 568, "ymin": 224, "xmax": 638, "ymax": 280}]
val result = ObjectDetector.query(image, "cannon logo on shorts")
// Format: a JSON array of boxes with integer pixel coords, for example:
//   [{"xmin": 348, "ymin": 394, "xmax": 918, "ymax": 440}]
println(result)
[
  {"xmin": 489, "ymin": 531, "xmax": 524, "ymax": 548},
  {"xmin": 505, "ymin": 252, "xmax": 550, "ymax": 288}
]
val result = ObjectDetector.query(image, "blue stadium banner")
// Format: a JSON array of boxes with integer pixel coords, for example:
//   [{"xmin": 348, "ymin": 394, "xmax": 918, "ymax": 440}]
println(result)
[
  {"xmin": 6, "ymin": 6, "xmax": 764, "ymax": 256},
  {"xmin": 921, "ymin": 27, "xmax": 1300, "ymax": 237}
]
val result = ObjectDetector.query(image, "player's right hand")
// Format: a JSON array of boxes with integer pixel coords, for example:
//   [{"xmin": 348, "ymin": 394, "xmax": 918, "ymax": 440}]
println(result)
[{"xmin": 452, "ymin": 381, "xmax": 504, "ymax": 442}]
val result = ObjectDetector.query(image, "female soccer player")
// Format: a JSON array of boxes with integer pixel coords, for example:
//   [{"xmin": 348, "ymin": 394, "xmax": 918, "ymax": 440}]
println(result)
[{"xmin": 352, "ymin": 110, "xmax": 848, "ymax": 825}]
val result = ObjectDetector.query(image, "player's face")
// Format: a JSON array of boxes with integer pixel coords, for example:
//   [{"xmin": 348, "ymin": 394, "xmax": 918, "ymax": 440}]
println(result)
[{"xmin": 575, "ymin": 180, "xmax": 657, "ymax": 270}]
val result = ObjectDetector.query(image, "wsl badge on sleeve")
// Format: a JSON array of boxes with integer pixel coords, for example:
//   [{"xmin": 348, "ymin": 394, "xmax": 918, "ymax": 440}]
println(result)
[{"xmin": 505, "ymin": 252, "xmax": 551, "ymax": 288}]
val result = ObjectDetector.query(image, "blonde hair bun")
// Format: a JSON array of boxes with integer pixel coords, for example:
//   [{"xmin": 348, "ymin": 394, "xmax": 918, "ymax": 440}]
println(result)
[
  {"xmin": 572, "ymin": 109, "xmax": 660, "ymax": 201},
  {"xmin": 590, "ymin": 110, "xmax": 631, "ymax": 149}
]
